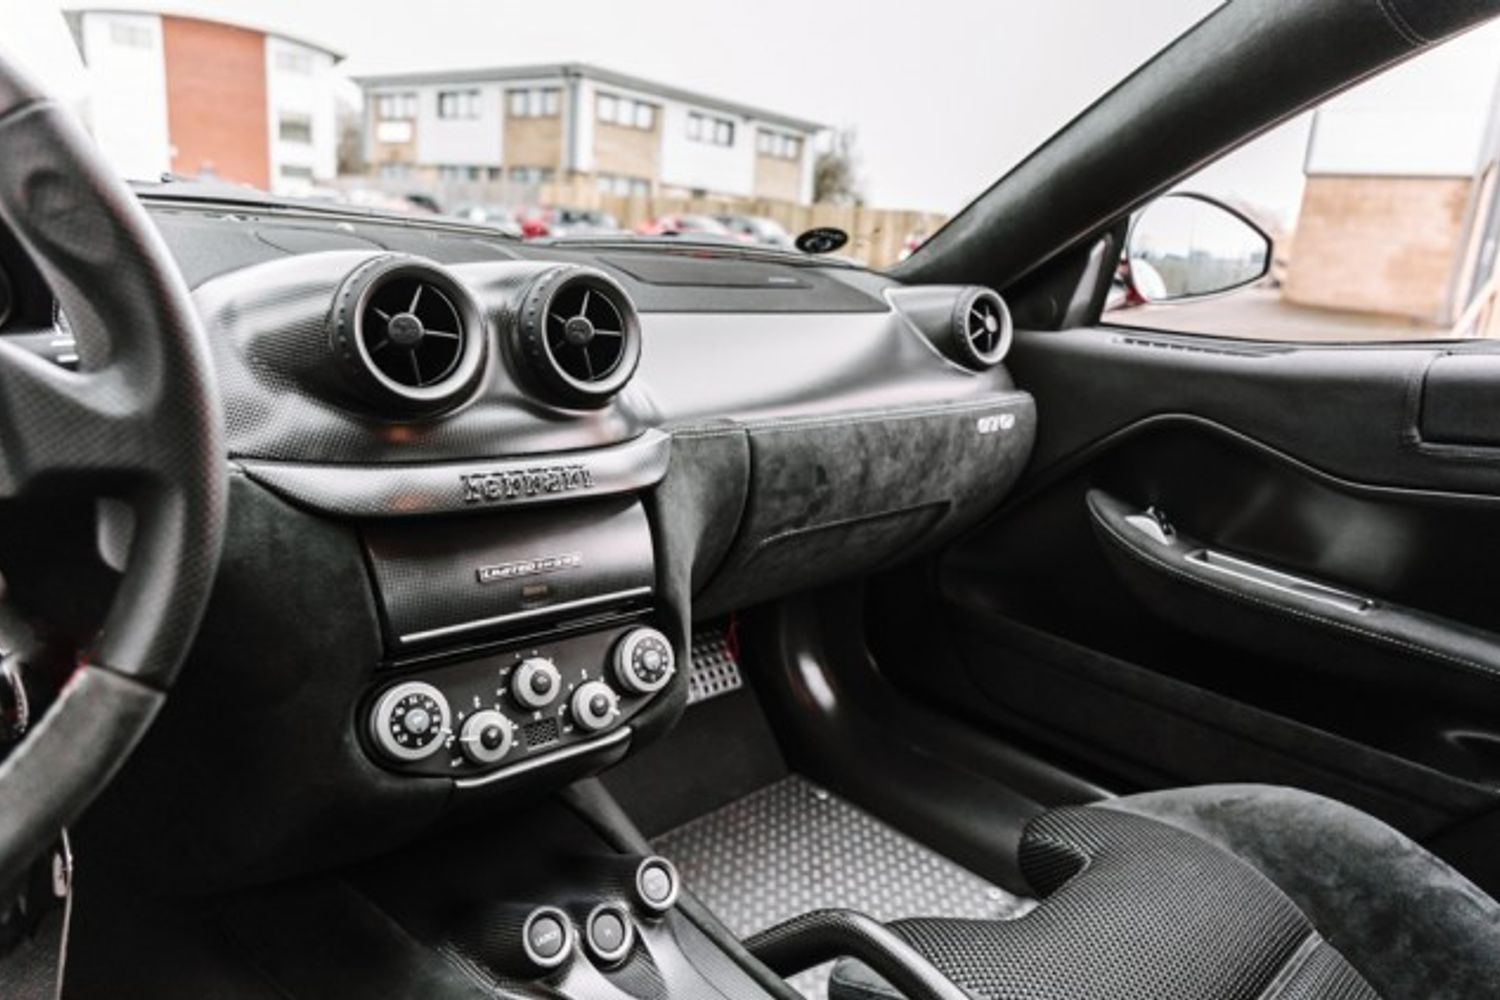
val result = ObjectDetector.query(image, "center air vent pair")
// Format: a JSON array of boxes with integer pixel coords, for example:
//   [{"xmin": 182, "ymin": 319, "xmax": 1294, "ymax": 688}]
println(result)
[{"xmin": 330, "ymin": 256, "xmax": 640, "ymax": 415}]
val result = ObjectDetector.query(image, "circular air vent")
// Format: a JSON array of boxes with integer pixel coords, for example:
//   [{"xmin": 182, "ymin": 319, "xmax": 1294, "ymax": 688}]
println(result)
[
  {"xmin": 330, "ymin": 257, "xmax": 487, "ymax": 415},
  {"xmin": 513, "ymin": 266, "xmax": 641, "ymax": 408},
  {"xmin": 950, "ymin": 287, "xmax": 1013, "ymax": 369}
]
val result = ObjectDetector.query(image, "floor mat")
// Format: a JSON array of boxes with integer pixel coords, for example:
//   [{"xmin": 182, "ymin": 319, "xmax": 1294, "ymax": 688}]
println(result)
[{"xmin": 654, "ymin": 774, "xmax": 1032, "ymax": 1000}]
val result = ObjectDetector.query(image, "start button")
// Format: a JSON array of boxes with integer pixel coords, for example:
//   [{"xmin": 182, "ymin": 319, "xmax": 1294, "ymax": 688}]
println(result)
[{"xmin": 522, "ymin": 907, "xmax": 573, "ymax": 970}]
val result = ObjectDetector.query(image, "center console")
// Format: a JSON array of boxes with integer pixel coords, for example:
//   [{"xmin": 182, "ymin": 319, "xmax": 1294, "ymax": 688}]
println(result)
[{"xmin": 355, "ymin": 493, "xmax": 679, "ymax": 787}]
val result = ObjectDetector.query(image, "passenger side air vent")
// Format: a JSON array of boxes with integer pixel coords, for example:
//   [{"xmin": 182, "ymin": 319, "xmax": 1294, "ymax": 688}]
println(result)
[
  {"xmin": 887, "ymin": 284, "xmax": 1014, "ymax": 371},
  {"xmin": 330, "ymin": 256, "xmax": 487, "ymax": 416},
  {"xmin": 963, "ymin": 291, "xmax": 1010, "ymax": 363},
  {"xmin": 951, "ymin": 287, "xmax": 1013, "ymax": 369},
  {"xmin": 513, "ymin": 266, "xmax": 642, "ymax": 408}
]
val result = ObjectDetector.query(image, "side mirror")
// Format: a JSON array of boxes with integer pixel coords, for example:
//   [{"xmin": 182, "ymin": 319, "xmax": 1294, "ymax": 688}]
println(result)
[{"xmin": 1125, "ymin": 193, "xmax": 1271, "ymax": 303}]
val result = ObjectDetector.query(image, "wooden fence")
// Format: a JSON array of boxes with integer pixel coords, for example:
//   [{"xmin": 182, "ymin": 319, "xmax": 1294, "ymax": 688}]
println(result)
[{"xmin": 338, "ymin": 174, "xmax": 947, "ymax": 269}]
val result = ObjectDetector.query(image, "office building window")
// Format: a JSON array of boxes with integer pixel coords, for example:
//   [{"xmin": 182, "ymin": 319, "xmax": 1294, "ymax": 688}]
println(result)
[
  {"xmin": 275, "ymin": 49, "xmax": 314, "ymax": 74},
  {"xmin": 437, "ymin": 89, "xmax": 481, "ymax": 120},
  {"xmin": 439, "ymin": 164, "xmax": 484, "ymax": 181},
  {"xmin": 508, "ymin": 166, "xmax": 556, "ymax": 185},
  {"xmin": 376, "ymin": 92, "xmax": 418, "ymax": 120},
  {"xmin": 597, "ymin": 93, "xmax": 656, "ymax": 131},
  {"xmin": 278, "ymin": 114, "xmax": 313, "ymax": 144},
  {"xmin": 757, "ymin": 129, "xmax": 802, "ymax": 160},
  {"xmin": 595, "ymin": 173, "xmax": 650, "ymax": 197},
  {"xmin": 508, "ymin": 88, "xmax": 561, "ymax": 119},
  {"xmin": 279, "ymin": 164, "xmax": 314, "ymax": 180},
  {"xmin": 108, "ymin": 21, "xmax": 154, "ymax": 49},
  {"xmin": 378, "ymin": 162, "xmax": 412, "ymax": 180},
  {"xmin": 687, "ymin": 112, "xmax": 735, "ymax": 147}
]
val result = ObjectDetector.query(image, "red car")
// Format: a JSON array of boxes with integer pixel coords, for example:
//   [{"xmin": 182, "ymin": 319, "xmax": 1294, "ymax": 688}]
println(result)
[{"xmin": 633, "ymin": 214, "xmax": 735, "ymax": 239}]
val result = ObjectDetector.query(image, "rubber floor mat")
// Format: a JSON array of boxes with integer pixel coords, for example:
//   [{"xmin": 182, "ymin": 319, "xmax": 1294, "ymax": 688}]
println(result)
[{"xmin": 654, "ymin": 775, "xmax": 1032, "ymax": 999}]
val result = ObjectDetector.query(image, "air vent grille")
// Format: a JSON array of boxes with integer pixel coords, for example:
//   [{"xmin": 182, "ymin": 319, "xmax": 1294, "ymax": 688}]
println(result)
[
  {"xmin": 515, "ymin": 266, "xmax": 642, "ymax": 408},
  {"xmin": 546, "ymin": 283, "xmax": 629, "ymax": 384},
  {"xmin": 966, "ymin": 296, "xmax": 1007, "ymax": 358},
  {"xmin": 951, "ymin": 287, "xmax": 1013, "ymax": 369},
  {"xmin": 330, "ymin": 256, "xmax": 487, "ymax": 416},
  {"xmin": 362, "ymin": 276, "xmax": 466, "ymax": 388}
]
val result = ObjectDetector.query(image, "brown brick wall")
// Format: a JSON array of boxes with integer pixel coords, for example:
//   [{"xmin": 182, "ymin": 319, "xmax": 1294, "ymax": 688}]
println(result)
[
  {"xmin": 593, "ymin": 121, "xmax": 660, "ymax": 186},
  {"xmin": 504, "ymin": 116, "xmax": 563, "ymax": 169},
  {"xmin": 1284, "ymin": 175, "xmax": 1471, "ymax": 322},
  {"xmin": 753, "ymin": 153, "xmax": 801, "ymax": 202},
  {"xmin": 162, "ymin": 16, "xmax": 269, "ymax": 189}
]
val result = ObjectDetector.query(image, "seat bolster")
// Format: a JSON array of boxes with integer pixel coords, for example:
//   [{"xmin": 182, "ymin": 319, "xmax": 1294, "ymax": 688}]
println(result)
[{"xmin": 1099, "ymin": 784, "xmax": 1500, "ymax": 1000}]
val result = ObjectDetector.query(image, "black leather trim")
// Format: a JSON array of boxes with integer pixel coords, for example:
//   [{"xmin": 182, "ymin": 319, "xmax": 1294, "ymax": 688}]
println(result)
[
  {"xmin": 1087, "ymin": 489, "xmax": 1500, "ymax": 704},
  {"xmin": 236, "ymin": 428, "xmax": 670, "ymax": 517},
  {"xmin": 745, "ymin": 910, "xmax": 970, "ymax": 1000}
]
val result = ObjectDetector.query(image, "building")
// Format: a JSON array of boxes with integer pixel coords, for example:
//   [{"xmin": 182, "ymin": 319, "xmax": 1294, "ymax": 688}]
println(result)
[
  {"xmin": 1284, "ymin": 35, "xmax": 1500, "ymax": 331},
  {"xmin": 64, "ymin": 7, "xmax": 343, "ymax": 193},
  {"xmin": 355, "ymin": 64, "xmax": 823, "ymax": 204}
]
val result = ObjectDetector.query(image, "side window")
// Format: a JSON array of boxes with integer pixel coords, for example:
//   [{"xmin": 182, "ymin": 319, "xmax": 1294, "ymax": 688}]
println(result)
[{"xmin": 1104, "ymin": 20, "xmax": 1500, "ymax": 342}]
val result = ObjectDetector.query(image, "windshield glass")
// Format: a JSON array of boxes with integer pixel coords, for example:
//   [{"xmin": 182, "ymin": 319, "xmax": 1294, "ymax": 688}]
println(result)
[{"xmin": 5, "ymin": 0, "xmax": 1215, "ymax": 266}]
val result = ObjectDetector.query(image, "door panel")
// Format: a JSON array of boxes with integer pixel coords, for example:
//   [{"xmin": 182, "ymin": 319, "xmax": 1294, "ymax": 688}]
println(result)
[{"xmin": 868, "ymin": 325, "xmax": 1500, "ymax": 891}]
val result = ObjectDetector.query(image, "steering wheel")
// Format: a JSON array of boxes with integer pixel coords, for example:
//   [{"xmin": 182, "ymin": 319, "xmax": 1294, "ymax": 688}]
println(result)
[{"xmin": 0, "ymin": 56, "xmax": 225, "ymax": 892}]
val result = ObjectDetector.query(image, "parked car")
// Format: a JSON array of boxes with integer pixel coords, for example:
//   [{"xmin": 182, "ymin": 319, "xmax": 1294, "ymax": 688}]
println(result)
[
  {"xmin": 714, "ymin": 214, "xmax": 794, "ymax": 247},
  {"xmin": 549, "ymin": 208, "xmax": 624, "ymax": 237},
  {"xmin": 450, "ymin": 203, "xmax": 524, "ymax": 238},
  {"xmin": 634, "ymin": 213, "xmax": 735, "ymax": 239}
]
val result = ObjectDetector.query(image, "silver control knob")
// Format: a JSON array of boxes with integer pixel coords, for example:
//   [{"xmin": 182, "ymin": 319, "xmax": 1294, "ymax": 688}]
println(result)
[
  {"xmin": 459, "ymin": 709, "xmax": 515, "ymax": 765},
  {"xmin": 613, "ymin": 627, "xmax": 676, "ymax": 695},
  {"xmin": 571, "ymin": 680, "xmax": 620, "ymax": 732},
  {"xmin": 370, "ymin": 681, "xmax": 451, "ymax": 762},
  {"xmin": 511, "ymin": 657, "xmax": 563, "ymax": 709}
]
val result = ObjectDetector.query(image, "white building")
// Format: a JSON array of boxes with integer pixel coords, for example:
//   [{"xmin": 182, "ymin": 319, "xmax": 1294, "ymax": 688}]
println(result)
[
  {"xmin": 64, "ymin": 7, "xmax": 343, "ymax": 193},
  {"xmin": 357, "ymin": 64, "xmax": 824, "ymax": 204}
]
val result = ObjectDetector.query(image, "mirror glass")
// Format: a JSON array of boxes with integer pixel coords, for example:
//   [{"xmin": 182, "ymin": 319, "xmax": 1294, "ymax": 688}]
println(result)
[{"xmin": 1126, "ymin": 194, "xmax": 1271, "ymax": 303}]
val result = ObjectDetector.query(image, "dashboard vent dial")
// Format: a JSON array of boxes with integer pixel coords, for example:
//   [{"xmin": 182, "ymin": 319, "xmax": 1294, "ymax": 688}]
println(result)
[
  {"xmin": 330, "ymin": 256, "xmax": 487, "ymax": 415},
  {"xmin": 514, "ymin": 266, "xmax": 641, "ymax": 408}
]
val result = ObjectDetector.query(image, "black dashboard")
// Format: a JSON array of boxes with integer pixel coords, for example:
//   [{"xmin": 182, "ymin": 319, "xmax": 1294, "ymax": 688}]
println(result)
[{"xmin": 1, "ymin": 196, "xmax": 1037, "ymax": 889}]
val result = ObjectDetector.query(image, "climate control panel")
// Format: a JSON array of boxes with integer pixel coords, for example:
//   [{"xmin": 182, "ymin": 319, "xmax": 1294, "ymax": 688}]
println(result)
[{"xmin": 364, "ymin": 622, "xmax": 675, "ymax": 780}]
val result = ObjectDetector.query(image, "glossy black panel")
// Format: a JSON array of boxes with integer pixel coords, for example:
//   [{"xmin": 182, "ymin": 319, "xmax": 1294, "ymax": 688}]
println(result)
[{"xmin": 362, "ymin": 497, "xmax": 655, "ymax": 650}]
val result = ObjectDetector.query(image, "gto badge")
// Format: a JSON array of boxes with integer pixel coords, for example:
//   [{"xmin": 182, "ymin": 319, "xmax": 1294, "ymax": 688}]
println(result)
[
  {"xmin": 976, "ymin": 413, "xmax": 1016, "ymax": 435},
  {"xmin": 460, "ymin": 464, "xmax": 595, "ymax": 504},
  {"xmin": 476, "ymin": 552, "xmax": 583, "ymax": 585}
]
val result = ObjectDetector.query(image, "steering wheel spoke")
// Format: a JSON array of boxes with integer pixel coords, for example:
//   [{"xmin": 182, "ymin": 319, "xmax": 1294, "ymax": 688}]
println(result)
[{"xmin": 0, "ymin": 340, "xmax": 152, "ymax": 497}]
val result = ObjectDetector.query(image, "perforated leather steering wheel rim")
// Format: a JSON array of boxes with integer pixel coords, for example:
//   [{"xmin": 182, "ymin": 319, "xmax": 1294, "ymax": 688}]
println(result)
[{"xmin": 0, "ymin": 54, "xmax": 225, "ymax": 891}]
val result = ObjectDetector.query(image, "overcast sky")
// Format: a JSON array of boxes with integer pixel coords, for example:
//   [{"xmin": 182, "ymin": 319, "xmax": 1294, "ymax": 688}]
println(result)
[
  {"xmin": 3, "ymin": 1, "xmax": 1499, "ymax": 220},
  {"xmin": 4, "ymin": 0, "xmax": 1218, "ymax": 212}
]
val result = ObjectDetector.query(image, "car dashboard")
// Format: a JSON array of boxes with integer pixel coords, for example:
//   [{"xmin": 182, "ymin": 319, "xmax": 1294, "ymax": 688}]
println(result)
[{"xmin": 0, "ymin": 196, "xmax": 1036, "ymax": 890}]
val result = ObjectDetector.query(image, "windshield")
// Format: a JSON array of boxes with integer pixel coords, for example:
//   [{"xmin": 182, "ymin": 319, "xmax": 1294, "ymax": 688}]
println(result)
[{"xmin": 5, "ymin": 1, "xmax": 1215, "ymax": 266}]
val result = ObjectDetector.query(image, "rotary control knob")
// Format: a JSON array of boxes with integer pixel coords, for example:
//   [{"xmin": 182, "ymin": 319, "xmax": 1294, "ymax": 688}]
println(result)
[
  {"xmin": 613, "ymin": 627, "xmax": 676, "ymax": 695},
  {"xmin": 570, "ymin": 680, "xmax": 620, "ymax": 732},
  {"xmin": 370, "ymin": 681, "xmax": 451, "ymax": 762},
  {"xmin": 459, "ymin": 709, "xmax": 515, "ymax": 765},
  {"xmin": 512, "ymin": 657, "xmax": 562, "ymax": 709}
]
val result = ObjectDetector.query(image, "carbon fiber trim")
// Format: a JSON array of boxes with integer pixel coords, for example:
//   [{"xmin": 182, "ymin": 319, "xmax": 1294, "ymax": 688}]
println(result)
[
  {"xmin": 236, "ymin": 428, "xmax": 670, "ymax": 518},
  {"xmin": 654, "ymin": 776, "xmax": 1028, "ymax": 999}
]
